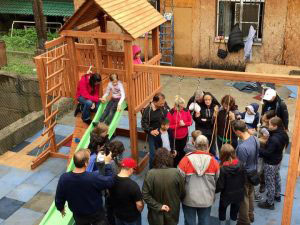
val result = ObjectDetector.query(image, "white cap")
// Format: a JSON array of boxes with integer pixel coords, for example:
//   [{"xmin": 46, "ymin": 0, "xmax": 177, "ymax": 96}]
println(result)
[
  {"xmin": 189, "ymin": 103, "xmax": 201, "ymax": 113},
  {"xmin": 263, "ymin": 88, "xmax": 277, "ymax": 101}
]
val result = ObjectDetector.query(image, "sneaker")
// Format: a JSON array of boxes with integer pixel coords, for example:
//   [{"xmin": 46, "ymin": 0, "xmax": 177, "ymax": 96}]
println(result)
[
  {"xmin": 275, "ymin": 196, "xmax": 281, "ymax": 202},
  {"xmin": 258, "ymin": 201, "xmax": 275, "ymax": 210},
  {"xmin": 259, "ymin": 185, "xmax": 266, "ymax": 193}
]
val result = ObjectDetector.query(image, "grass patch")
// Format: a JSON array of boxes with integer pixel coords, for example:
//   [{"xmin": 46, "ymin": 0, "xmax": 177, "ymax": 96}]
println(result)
[{"xmin": 1, "ymin": 54, "xmax": 36, "ymax": 76}]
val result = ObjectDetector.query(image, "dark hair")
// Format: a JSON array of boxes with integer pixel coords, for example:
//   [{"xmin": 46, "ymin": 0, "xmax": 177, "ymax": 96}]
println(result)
[
  {"xmin": 88, "ymin": 123, "xmax": 109, "ymax": 154},
  {"xmin": 73, "ymin": 149, "xmax": 90, "ymax": 168},
  {"xmin": 109, "ymin": 73, "xmax": 118, "ymax": 82},
  {"xmin": 269, "ymin": 116, "xmax": 285, "ymax": 130},
  {"xmin": 220, "ymin": 144, "xmax": 236, "ymax": 165},
  {"xmin": 161, "ymin": 118, "xmax": 170, "ymax": 126},
  {"xmin": 89, "ymin": 73, "xmax": 101, "ymax": 95},
  {"xmin": 221, "ymin": 95, "xmax": 237, "ymax": 111},
  {"xmin": 232, "ymin": 120, "xmax": 247, "ymax": 133},
  {"xmin": 108, "ymin": 141, "xmax": 125, "ymax": 159},
  {"xmin": 265, "ymin": 110, "xmax": 276, "ymax": 120},
  {"xmin": 153, "ymin": 92, "xmax": 165, "ymax": 102},
  {"xmin": 153, "ymin": 148, "xmax": 173, "ymax": 168}
]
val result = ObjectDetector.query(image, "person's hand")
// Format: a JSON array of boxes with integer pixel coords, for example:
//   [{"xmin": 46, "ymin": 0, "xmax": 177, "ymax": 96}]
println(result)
[
  {"xmin": 214, "ymin": 105, "xmax": 219, "ymax": 112},
  {"xmin": 100, "ymin": 97, "xmax": 106, "ymax": 103},
  {"xmin": 60, "ymin": 207, "xmax": 66, "ymax": 217},
  {"xmin": 195, "ymin": 112, "xmax": 200, "ymax": 118},
  {"xmin": 117, "ymin": 105, "xmax": 121, "ymax": 111},
  {"xmin": 150, "ymin": 129, "xmax": 159, "ymax": 136},
  {"xmin": 228, "ymin": 111, "xmax": 235, "ymax": 121},
  {"xmin": 161, "ymin": 205, "xmax": 170, "ymax": 212},
  {"xmin": 179, "ymin": 120, "xmax": 185, "ymax": 127},
  {"xmin": 104, "ymin": 152, "xmax": 112, "ymax": 164},
  {"xmin": 91, "ymin": 103, "xmax": 95, "ymax": 110}
]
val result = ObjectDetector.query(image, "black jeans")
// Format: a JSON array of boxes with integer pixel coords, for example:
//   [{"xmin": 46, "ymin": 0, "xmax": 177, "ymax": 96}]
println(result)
[
  {"xmin": 174, "ymin": 135, "xmax": 188, "ymax": 167},
  {"xmin": 219, "ymin": 201, "xmax": 241, "ymax": 221},
  {"xmin": 100, "ymin": 98, "xmax": 120, "ymax": 125},
  {"xmin": 73, "ymin": 208, "xmax": 108, "ymax": 225}
]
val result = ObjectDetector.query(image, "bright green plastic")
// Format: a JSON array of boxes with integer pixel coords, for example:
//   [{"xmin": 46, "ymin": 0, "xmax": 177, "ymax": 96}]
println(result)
[{"xmin": 39, "ymin": 101, "xmax": 127, "ymax": 225}]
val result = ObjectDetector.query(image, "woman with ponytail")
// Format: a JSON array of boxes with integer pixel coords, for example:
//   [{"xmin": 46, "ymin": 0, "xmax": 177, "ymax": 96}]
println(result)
[
  {"xmin": 167, "ymin": 96, "xmax": 192, "ymax": 167},
  {"xmin": 75, "ymin": 73, "xmax": 102, "ymax": 124}
]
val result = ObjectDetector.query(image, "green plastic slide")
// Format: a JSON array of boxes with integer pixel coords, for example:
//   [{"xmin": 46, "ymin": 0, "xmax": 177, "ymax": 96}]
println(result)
[{"xmin": 39, "ymin": 101, "xmax": 127, "ymax": 225}]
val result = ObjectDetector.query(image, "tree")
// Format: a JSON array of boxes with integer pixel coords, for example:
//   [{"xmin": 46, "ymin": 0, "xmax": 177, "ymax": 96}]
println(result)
[{"xmin": 32, "ymin": 0, "xmax": 47, "ymax": 54}]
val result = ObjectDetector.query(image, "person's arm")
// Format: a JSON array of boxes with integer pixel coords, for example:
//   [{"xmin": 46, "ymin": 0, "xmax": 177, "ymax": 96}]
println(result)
[
  {"xmin": 94, "ymin": 163, "xmax": 115, "ymax": 190},
  {"xmin": 215, "ymin": 168, "xmax": 225, "ymax": 193},
  {"xmin": 184, "ymin": 111, "xmax": 193, "ymax": 127},
  {"xmin": 136, "ymin": 200, "xmax": 144, "ymax": 212},
  {"xmin": 280, "ymin": 102, "xmax": 289, "ymax": 130},
  {"xmin": 141, "ymin": 106, "xmax": 153, "ymax": 134},
  {"xmin": 260, "ymin": 137, "xmax": 278, "ymax": 158},
  {"xmin": 55, "ymin": 175, "xmax": 66, "ymax": 216},
  {"xmin": 117, "ymin": 82, "xmax": 126, "ymax": 106},
  {"xmin": 78, "ymin": 76, "xmax": 99, "ymax": 102},
  {"xmin": 102, "ymin": 82, "xmax": 112, "ymax": 100},
  {"xmin": 142, "ymin": 173, "xmax": 163, "ymax": 212}
]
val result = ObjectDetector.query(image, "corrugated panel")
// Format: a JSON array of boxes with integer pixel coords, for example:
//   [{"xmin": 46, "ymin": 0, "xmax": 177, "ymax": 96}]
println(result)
[{"xmin": 0, "ymin": 0, "xmax": 74, "ymax": 17}]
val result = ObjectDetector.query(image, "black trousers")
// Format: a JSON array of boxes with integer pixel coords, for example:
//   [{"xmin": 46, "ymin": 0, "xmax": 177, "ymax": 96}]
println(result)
[
  {"xmin": 100, "ymin": 99, "xmax": 119, "ymax": 125},
  {"xmin": 73, "ymin": 209, "xmax": 108, "ymax": 225},
  {"xmin": 174, "ymin": 135, "xmax": 188, "ymax": 167},
  {"xmin": 219, "ymin": 201, "xmax": 241, "ymax": 221}
]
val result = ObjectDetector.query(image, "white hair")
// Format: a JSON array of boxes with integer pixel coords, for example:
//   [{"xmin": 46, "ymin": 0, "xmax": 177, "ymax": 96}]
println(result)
[{"xmin": 195, "ymin": 135, "xmax": 209, "ymax": 150}]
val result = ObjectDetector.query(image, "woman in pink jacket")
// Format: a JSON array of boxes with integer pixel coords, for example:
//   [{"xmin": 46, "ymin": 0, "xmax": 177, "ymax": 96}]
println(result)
[
  {"xmin": 132, "ymin": 45, "xmax": 143, "ymax": 64},
  {"xmin": 75, "ymin": 73, "xmax": 101, "ymax": 124},
  {"xmin": 167, "ymin": 96, "xmax": 193, "ymax": 167}
]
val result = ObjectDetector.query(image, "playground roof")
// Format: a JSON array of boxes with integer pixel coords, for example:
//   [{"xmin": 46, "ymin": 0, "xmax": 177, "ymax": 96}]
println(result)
[
  {"xmin": 60, "ymin": 0, "xmax": 166, "ymax": 39},
  {"xmin": 0, "ymin": 0, "xmax": 74, "ymax": 17}
]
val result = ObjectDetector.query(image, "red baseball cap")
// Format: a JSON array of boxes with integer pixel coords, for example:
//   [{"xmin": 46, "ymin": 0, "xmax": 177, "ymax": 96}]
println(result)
[{"xmin": 121, "ymin": 158, "xmax": 137, "ymax": 169}]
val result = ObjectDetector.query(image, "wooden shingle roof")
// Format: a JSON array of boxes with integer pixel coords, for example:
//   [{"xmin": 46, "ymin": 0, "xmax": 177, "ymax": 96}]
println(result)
[{"xmin": 60, "ymin": 0, "xmax": 166, "ymax": 39}]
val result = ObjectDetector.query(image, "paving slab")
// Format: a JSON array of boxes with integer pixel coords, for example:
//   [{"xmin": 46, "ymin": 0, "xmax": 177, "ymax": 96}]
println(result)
[
  {"xmin": 3, "ymin": 207, "xmax": 43, "ymax": 225},
  {"xmin": 23, "ymin": 192, "xmax": 54, "ymax": 214},
  {"xmin": 41, "ymin": 177, "xmax": 59, "ymax": 195},
  {"xmin": 0, "ymin": 197, "xmax": 24, "ymax": 220},
  {"xmin": 6, "ymin": 183, "xmax": 43, "ymax": 203},
  {"xmin": 0, "ymin": 167, "xmax": 33, "ymax": 186}
]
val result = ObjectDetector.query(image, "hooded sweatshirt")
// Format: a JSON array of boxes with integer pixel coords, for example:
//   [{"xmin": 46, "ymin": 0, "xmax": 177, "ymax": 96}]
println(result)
[
  {"xmin": 240, "ymin": 103, "xmax": 260, "ymax": 129},
  {"xmin": 75, "ymin": 74, "xmax": 100, "ymax": 102},
  {"xmin": 132, "ymin": 45, "xmax": 142, "ymax": 64},
  {"xmin": 167, "ymin": 108, "xmax": 192, "ymax": 139},
  {"xmin": 178, "ymin": 151, "xmax": 219, "ymax": 207}
]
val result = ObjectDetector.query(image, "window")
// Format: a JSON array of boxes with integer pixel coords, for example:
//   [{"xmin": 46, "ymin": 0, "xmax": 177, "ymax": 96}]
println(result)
[{"xmin": 217, "ymin": 0, "xmax": 265, "ymax": 42}]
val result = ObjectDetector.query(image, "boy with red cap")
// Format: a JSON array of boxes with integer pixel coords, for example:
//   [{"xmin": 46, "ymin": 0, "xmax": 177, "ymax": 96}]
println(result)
[{"xmin": 110, "ymin": 158, "xmax": 144, "ymax": 225}]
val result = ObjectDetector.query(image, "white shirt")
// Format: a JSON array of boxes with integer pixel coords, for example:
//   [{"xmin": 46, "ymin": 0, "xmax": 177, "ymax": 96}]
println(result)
[
  {"xmin": 102, "ymin": 81, "xmax": 125, "ymax": 106},
  {"xmin": 161, "ymin": 131, "xmax": 171, "ymax": 151}
]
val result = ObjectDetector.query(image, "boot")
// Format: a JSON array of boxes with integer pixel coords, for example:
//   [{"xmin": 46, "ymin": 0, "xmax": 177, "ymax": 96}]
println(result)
[
  {"xmin": 258, "ymin": 200, "xmax": 275, "ymax": 210},
  {"xmin": 230, "ymin": 219, "xmax": 237, "ymax": 225},
  {"xmin": 220, "ymin": 220, "xmax": 226, "ymax": 225}
]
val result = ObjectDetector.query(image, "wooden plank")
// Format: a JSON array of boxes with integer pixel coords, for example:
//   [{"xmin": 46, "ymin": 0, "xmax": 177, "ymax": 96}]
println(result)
[
  {"xmin": 45, "ymin": 36, "xmax": 65, "ymax": 49},
  {"xmin": 39, "ymin": 133, "xmax": 54, "ymax": 148},
  {"xmin": 113, "ymin": 3, "xmax": 150, "ymax": 22},
  {"xmin": 134, "ymin": 65, "xmax": 300, "ymax": 85},
  {"xmin": 131, "ymin": 18, "xmax": 165, "ymax": 39},
  {"xmin": 42, "ymin": 122, "xmax": 57, "ymax": 136},
  {"xmin": 144, "ymin": 33, "xmax": 149, "ymax": 62},
  {"xmin": 126, "ymin": 14, "xmax": 160, "ymax": 31},
  {"xmin": 57, "ymin": 134, "xmax": 73, "ymax": 149},
  {"xmin": 134, "ymin": 85, "xmax": 162, "ymax": 113},
  {"xmin": 108, "ymin": 0, "xmax": 145, "ymax": 17},
  {"xmin": 146, "ymin": 53, "xmax": 161, "ymax": 65},
  {"xmin": 50, "ymin": 152, "xmax": 69, "ymax": 160},
  {"xmin": 61, "ymin": 30, "xmax": 133, "ymax": 41},
  {"xmin": 46, "ymin": 67, "xmax": 64, "ymax": 80},
  {"xmin": 136, "ymin": 153, "xmax": 149, "ymax": 174},
  {"xmin": 34, "ymin": 57, "xmax": 47, "ymax": 108},
  {"xmin": 31, "ymin": 150, "xmax": 51, "ymax": 169},
  {"xmin": 281, "ymin": 87, "xmax": 300, "ymax": 225},
  {"xmin": 66, "ymin": 37, "xmax": 80, "ymax": 90},
  {"xmin": 46, "ymin": 54, "xmax": 64, "ymax": 65},
  {"xmin": 79, "ymin": 21, "xmax": 100, "ymax": 31},
  {"xmin": 94, "ymin": 38, "xmax": 104, "ymax": 97},
  {"xmin": 152, "ymin": 28, "xmax": 160, "ymax": 56},
  {"xmin": 45, "ymin": 83, "xmax": 62, "ymax": 95},
  {"xmin": 44, "ymin": 109, "xmax": 59, "ymax": 124},
  {"xmin": 77, "ymin": 65, "xmax": 125, "ymax": 76}
]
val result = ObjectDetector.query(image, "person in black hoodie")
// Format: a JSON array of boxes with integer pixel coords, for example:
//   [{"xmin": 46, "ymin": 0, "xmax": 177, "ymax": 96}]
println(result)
[
  {"xmin": 261, "ymin": 88, "xmax": 289, "ymax": 130},
  {"xmin": 187, "ymin": 90, "xmax": 220, "ymax": 115},
  {"xmin": 193, "ymin": 92, "xmax": 219, "ymax": 155},
  {"xmin": 216, "ymin": 144, "xmax": 246, "ymax": 225},
  {"xmin": 258, "ymin": 117, "xmax": 289, "ymax": 210}
]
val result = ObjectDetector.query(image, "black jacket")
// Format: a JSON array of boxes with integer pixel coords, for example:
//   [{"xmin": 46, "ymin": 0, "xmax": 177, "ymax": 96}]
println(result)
[
  {"xmin": 260, "ymin": 129, "xmax": 289, "ymax": 165},
  {"xmin": 216, "ymin": 160, "xmax": 246, "ymax": 206},
  {"xmin": 141, "ymin": 103, "xmax": 169, "ymax": 134},
  {"xmin": 187, "ymin": 92, "xmax": 220, "ymax": 112},
  {"xmin": 262, "ymin": 96, "xmax": 289, "ymax": 129},
  {"xmin": 193, "ymin": 102, "xmax": 216, "ymax": 135},
  {"xmin": 153, "ymin": 129, "xmax": 175, "ymax": 151}
]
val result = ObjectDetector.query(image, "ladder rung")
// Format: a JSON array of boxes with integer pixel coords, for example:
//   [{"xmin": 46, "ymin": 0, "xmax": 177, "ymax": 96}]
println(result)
[
  {"xmin": 42, "ymin": 122, "xmax": 57, "ymax": 136},
  {"xmin": 44, "ymin": 109, "xmax": 59, "ymax": 124},
  {"xmin": 46, "ymin": 95, "xmax": 61, "ymax": 108},
  {"xmin": 46, "ymin": 83, "xmax": 63, "ymax": 95},
  {"xmin": 39, "ymin": 133, "xmax": 55, "ymax": 148},
  {"xmin": 46, "ymin": 54, "xmax": 64, "ymax": 65},
  {"xmin": 46, "ymin": 68, "xmax": 64, "ymax": 80}
]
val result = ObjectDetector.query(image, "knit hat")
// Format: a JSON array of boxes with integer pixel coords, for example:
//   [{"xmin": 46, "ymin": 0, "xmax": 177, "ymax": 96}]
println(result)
[{"xmin": 121, "ymin": 158, "xmax": 137, "ymax": 169}]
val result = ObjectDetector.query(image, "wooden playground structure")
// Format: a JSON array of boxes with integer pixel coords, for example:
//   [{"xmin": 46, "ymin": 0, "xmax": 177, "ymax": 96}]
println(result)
[{"xmin": 32, "ymin": 0, "xmax": 300, "ymax": 224}]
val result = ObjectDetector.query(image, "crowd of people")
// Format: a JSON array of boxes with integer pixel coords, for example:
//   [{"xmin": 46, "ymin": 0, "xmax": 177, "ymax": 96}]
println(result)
[{"xmin": 58, "ymin": 71, "xmax": 290, "ymax": 225}]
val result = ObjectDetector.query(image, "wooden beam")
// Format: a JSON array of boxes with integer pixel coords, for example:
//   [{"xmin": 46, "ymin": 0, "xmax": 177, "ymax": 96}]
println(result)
[
  {"xmin": 146, "ymin": 53, "xmax": 162, "ymax": 65},
  {"xmin": 79, "ymin": 21, "xmax": 100, "ymax": 31},
  {"xmin": 134, "ymin": 65, "xmax": 300, "ymax": 85},
  {"xmin": 57, "ymin": 134, "xmax": 73, "ymax": 149},
  {"xmin": 66, "ymin": 37, "xmax": 79, "ymax": 89},
  {"xmin": 94, "ymin": 38, "xmax": 103, "ymax": 96},
  {"xmin": 34, "ymin": 56, "xmax": 47, "ymax": 108},
  {"xmin": 152, "ymin": 27, "xmax": 160, "ymax": 56},
  {"xmin": 136, "ymin": 153, "xmax": 149, "ymax": 174},
  {"xmin": 144, "ymin": 32, "xmax": 149, "ymax": 62},
  {"xmin": 115, "ymin": 128, "xmax": 147, "ymax": 141},
  {"xmin": 45, "ymin": 36, "xmax": 65, "ymax": 49},
  {"xmin": 281, "ymin": 87, "xmax": 300, "ymax": 225},
  {"xmin": 61, "ymin": 30, "xmax": 133, "ymax": 41},
  {"xmin": 31, "ymin": 150, "xmax": 50, "ymax": 169},
  {"xmin": 49, "ymin": 152, "xmax": 69, "ymax": 160},
  {"xmin": 77, "ymin": 65, "xmax": 125, "ymax": 76}
]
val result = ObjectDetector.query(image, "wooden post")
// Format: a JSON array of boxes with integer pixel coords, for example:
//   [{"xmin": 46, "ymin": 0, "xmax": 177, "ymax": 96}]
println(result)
[
  {"xmin": 32, "ymin": 0, "xmax": 47, "ymax": 53},
  {"xmin": 66, "ymin": 37, "xmax": 79, "ymax": 88},
  {"xmin": 152, "ymin": 27, "xmax": 160, "ymax": 57},
  {"xmin": 281, "ymin": 87, "xmax": 300, "ymax": 225},
  {"xmin": 144, "ymin": 33, "xmax": 149, "ymax": 62},
  {"xmin": 124, "ymin": 40, "xmax": 138, "ymax": 163},
  {"xmin": 94, "ymin": 38, "xmax": 103, "ymax": 96}
]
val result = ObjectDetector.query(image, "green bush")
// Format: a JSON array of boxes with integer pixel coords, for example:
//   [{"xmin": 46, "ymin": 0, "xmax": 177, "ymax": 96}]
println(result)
[{"xmin": 0, "ymin": 28, "xmax": 58, "ymax": 53}]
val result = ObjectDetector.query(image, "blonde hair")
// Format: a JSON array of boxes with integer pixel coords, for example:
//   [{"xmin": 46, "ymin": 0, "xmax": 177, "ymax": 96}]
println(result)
[
  {"xmin": 220, "ymin": 144, "xmax": 236, "ymax": 165},
  {"xmin": 109, "ymin": 73, "xmax": 118, "ymax": 82},
  {"xmin": 195, "ymin": 135, "xmax": 209, "ymax": 150},
  {"xmin": 174, "ymin": 95, "xmax": 185, "ymax": 108},
  {"xmin": 191, "ymin": 130, "xmax": 202, "ymax": 141},
  {"xmin": 92, "ymin": 122, "xmax": 108, "ymax": 137}
]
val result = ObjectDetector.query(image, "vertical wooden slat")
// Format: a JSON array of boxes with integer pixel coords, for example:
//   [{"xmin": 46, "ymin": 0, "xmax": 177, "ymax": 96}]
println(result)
[
  {"xmin": 282, "ymin": 87, "xmax": 300, "ymax": 225},
  {"xmin": 66, "ymin": 37, "xmax": 79, "ymax": 88},
  {"xmin": 152, "ymin": 27, "xmax": 160, "ymax": 57},
  {"xmin": 144, "ymin": 32, "xmax": 149, "ymax": 62},
  {"xmin": 124, "ymin": 40, "xmax": 138, "ymax": 164},
  {"xmin": 94, "ymin": 38, "xmax": 103, "ymax": 97}
]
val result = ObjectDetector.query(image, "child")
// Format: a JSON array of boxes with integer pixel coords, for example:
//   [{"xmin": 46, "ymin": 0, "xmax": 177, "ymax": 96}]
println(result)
[
  {"xmin": 184, "ymin": 130, "xmax": 202, "ymax": 153},
  {"xmin": 153, "ymin": 118, "xmax": 174, "ymax": 152},
  {"xmin": 100, "ymin": 74, "xmax": 125, "ymax": 125},
  {"xmin": 216, "ymin": 144, "xmax": 246, "ymax": 225},
  {"xmin": 239, "ymin": 103, "xmax": 260, "ymax": 132},
  {"xmin": 132, "ymin": 45, "xmax": 142, "ymax": 64}
]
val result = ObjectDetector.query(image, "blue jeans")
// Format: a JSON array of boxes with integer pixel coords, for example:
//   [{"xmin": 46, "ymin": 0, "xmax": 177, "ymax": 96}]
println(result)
[
  {"xmin": 115, "ymin": 216, "xmax": 141, "ymax": 225},
  {"xmin": 78, "ymin": 96, "xmax": 99, "ymax": 121},
  {"xmin": 182, "ymin": 204, "xmax": 211, "ymax": 225},
  {"xmin": 148, "ymin": 134, "xmax": 156, "ymax": 169}
]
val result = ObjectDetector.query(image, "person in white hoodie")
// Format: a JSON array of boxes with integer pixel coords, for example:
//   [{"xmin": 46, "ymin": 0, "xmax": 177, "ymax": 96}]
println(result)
[
  {"xmin": 178, "ymin": 135, "xmax": 220, "ymax": 225},
  {"xmin": 99, "ymin": 74, "xmax": 125, "ymax": 125}
]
